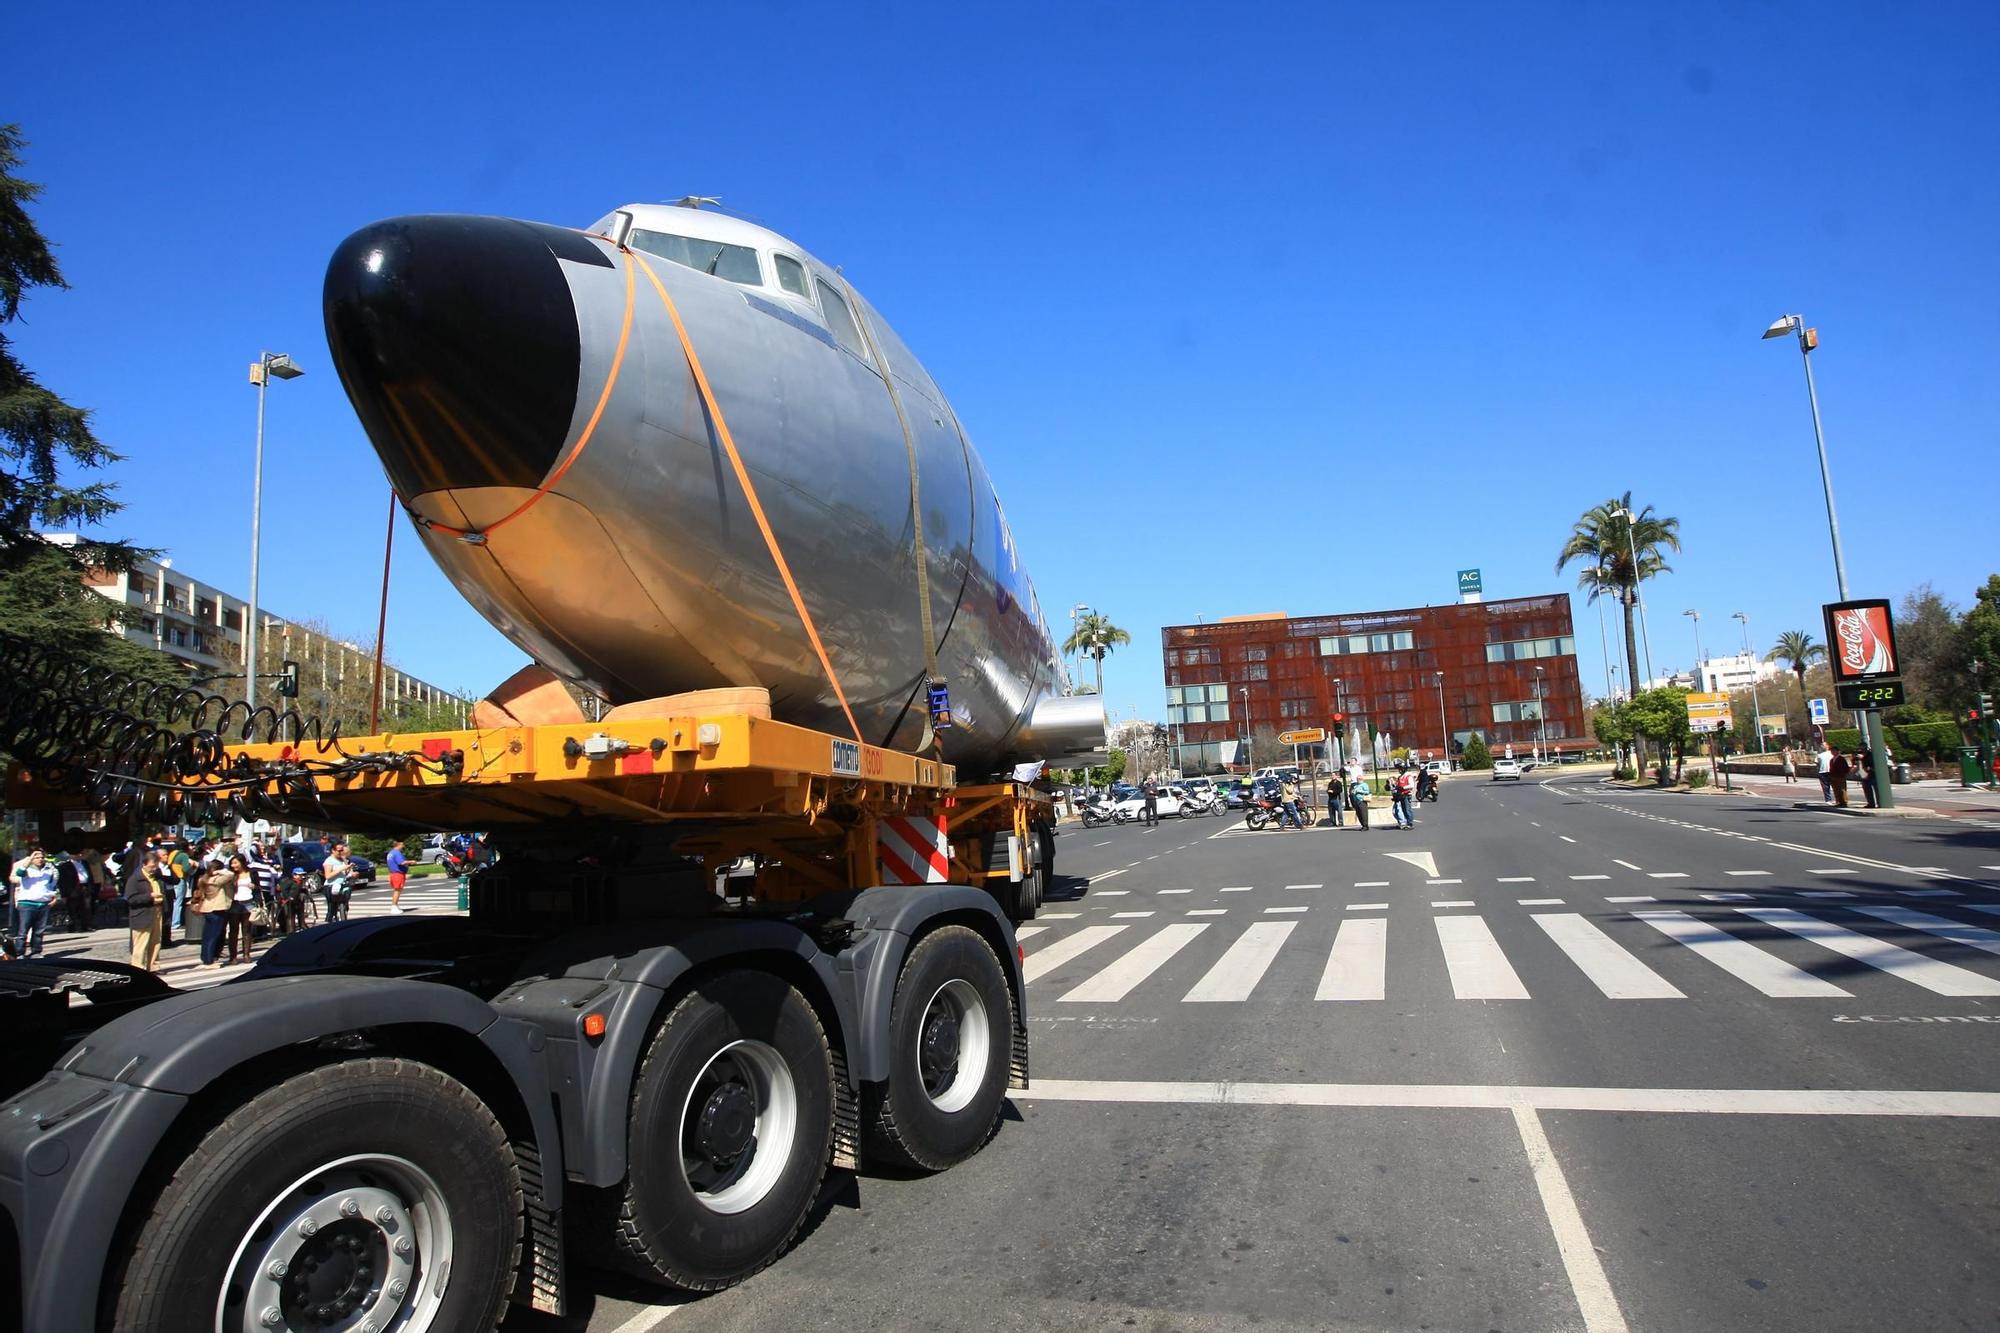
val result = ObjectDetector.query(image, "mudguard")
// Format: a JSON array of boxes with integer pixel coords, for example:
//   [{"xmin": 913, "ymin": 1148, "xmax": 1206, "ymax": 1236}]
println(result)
[
  {"xmin": 495, "ymin": 886, "xmax": 1025, "ymax": 1187},
  {"xmin": 0, "ymin": 974, "xmax": 564, "ymax": 1333}
]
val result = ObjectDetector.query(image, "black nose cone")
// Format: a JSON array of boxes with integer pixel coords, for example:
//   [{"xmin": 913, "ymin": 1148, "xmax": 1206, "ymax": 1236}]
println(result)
[{"xmin": 324, "ymin": 215, "xmax": 587, "ymax": 498}]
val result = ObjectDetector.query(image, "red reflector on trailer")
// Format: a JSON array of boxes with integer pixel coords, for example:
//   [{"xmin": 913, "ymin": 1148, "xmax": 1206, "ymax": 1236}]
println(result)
[
  {"xmin": 582, "ymin": 1013, "xmax": 607, "ymax": 1039},
  {"xmin": 1017, "ymin": 944, "xmax": 1025, "ymax": 964}
]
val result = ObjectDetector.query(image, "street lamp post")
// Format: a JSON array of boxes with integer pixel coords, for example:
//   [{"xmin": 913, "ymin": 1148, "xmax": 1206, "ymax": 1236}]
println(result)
[
  {"xmin": 1434, "ymin": 670, "xmax": 1448, "ymax": 769},
  {"xmin": 1595, "ymin": 565, "xmax": 1613, "ymax": 702},
  {"xmin": 1733, "ymin": 611, "xmax": 1766, "ymax": 753},
  {"xmin": 1683, "ymin": 609, "xmax": 1705, "ymax": 689},
  {"xmin": 1762, "ymin": 314, "xmax": 1890, "ymax": 807},
  {"xmin": 246, "ymin": 351, "xmax": 304, "ymax": 711},
  {"xmin": 1615, "ymin": 507, "xmax": 1656, "ymax": 686},
  {"xmin": 1067, "ymin": 603, "xmax": 1091, "ymax": 695}
]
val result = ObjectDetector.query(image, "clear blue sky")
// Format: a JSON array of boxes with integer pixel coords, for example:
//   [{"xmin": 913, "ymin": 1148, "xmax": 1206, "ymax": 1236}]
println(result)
[{"xmin": 13, "ymin": 2, "xmax": 1996, "ymax": 724}]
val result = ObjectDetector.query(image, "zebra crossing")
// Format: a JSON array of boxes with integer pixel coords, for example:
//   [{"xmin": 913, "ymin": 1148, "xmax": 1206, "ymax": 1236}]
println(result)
[
  {"xmin": 345, "ymin": 878, "xmax": 466, "ymax": 919},
  {"xmin": 1017, "ymin": 899, "xmax": 2000, "ymax": 1007}
]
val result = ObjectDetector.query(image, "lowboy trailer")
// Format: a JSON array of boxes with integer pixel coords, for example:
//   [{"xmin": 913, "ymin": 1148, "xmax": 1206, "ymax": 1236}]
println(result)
[{"xmin": 1, "ymin": 701, "xmax": 1056, "ymax": 1331}]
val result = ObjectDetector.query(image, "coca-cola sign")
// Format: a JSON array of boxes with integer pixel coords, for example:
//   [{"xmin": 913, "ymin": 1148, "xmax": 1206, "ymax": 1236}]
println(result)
[{"xmin": 1822, "ymin": 599, "xmax": 1899, "ymax": 682}]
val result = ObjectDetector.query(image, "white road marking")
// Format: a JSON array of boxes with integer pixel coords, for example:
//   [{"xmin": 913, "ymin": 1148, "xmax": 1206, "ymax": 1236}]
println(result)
[
  {"xmin": 1570, "ymin": 874, "xmax": 1611, "ymax": 881},
  {"xmin": 1514, "ymin": 1104, "xmax": 1631, "ymax": 1333},
  {"xmin": 1286, "ymin": 883, "xmax": 1324, "ymax": 889},
  {"xmin": 1433, "ymin": 915, "xmax": 1530, "ymax": 999},
  {"xmin": 1725, "ymin": 871, "xmax": 1771, "ymax": 877},
  {"xmin": 1355, "ymin": 881, "xmax": 1391, "ymax": 887},
  {"xmin": 1059, "ymin": 923, "xmax": 1208, "ymax": 1003},
  {"xmin": 609, "ymin": 1301, "xmax": 685, "ymax": 1332},
  {"xmin": 1794, "ymin": 891, "xmax": 1853, "ymax": 899},
  {"xmin": 1613, "ymin": 860, "xmax": 1643, "ymax": 871},
  {"xmin": 1317, "ymin": 917, "xmax": 1388, "ymax": 1001},
  {"xmin": 1038, "ymin": 911, "xmax": 1080, "ymax": 919},
  {"xmin": 1737, "ymin": 908, "xmax": 2000, "ymax": 997},
  {"xmin": 1701, "ymin": 893, "xmax": 1755, "ymax": 902},
  {"xmin": 1431, "ymin": 900, "xmax": 1476, "ymax": 908},
  {"xmin": 1850, "ymin": 907, "xmax": 2000, "ymax": 958},
  {"xmin": 1427, "ymin": 878, "xmax": 1464, "ymax": 885},
  {"xmin": 1158, "ymin": 888, "xmax": 1192, "ymax": 895},
  {"xmin": 1519, "ymin": 898, "xmax": 1566, "ymax": 906},
  {"xmin": 1014, "ymin": 925, "xmax": 1049, "ymax": 940},
  {"xmin": 1384, "ymin": 851, "xmax": 1440, "ymax": 876},
  {"xmin": 1560, "ymin": 835, "xmax": 1578, "ymax": 843},
  {"xmin": 1022, "ymin": 925, "xmax": 1129, "ymax": 983},
  {"xmin": 1095, "ymin": 889, "xmax": 1130, "ymax": 896},
  {"xmin": 1221, "ymin": 885, "xmax": 1253, "ymax": 892},
  {"xmin": 1184, "ymin": 922, "xmax": 1297, "ymax": 1001},
  {"xmin": 1265, "ymin": 905, "xmax": 1309, "ymax": 914},
  {"xmin": 1220, "ymin": 886, "xmax": 1253, "ymax": 894},
  {"xmin": 1532, "ymin": 914, "xmax": 1684, "ymax": 1000},
  {"xmin": 1499, "ymin": 876, "xmax": 1537, "ymax": 883},
  {"xmin": 1632, "ymin": 911, "xmax": 1848, "ymax": 997},
  {"xmin": 1111, "ymin": 911, "xmax": 1155, "ymax": 918},
  {"xmin": 1187, "ymin": 908, "xmax": 1228, "ymax": 916},
  {"xmin": 1347, "ymin": 902, "xmax": 1389, "ymax": 911},
  {"xmin": 1092, "ymin": 841, "xmax": 1111, "ymax": 847},
  {"xmin": 1020, "ymin": 1079, "xmax": 2000, "ymax": 1118},
  {"xmin": 1811, "ymin": 868, "xmax": 1858, "ymax": 875},
  {"xmin": 1531, "ymin": 821, "xmax": 1541, "ymax": 827},
  {"xmin": 1089, "ymin": 869, "xmax": 1128, "ymax": 883},
  {"xmin": 1648, "ymin": 872, "xmax": 1689, "ymax": 879}
]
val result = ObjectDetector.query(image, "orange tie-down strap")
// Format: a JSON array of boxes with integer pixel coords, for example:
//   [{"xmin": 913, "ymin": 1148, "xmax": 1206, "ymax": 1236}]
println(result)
[
  {"xmin": 628, "ymin": 249, "xmax": 862, "ymax": 744},
  {"xmin": 416, "ymin": 238, "xmax": 637, "ymax": 543}
]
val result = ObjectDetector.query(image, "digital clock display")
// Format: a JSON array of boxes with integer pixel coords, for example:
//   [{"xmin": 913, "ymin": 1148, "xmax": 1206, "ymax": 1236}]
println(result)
[{"xmin": 1835, "ymin": 679, "xmax": 1906, "ymax": 710}]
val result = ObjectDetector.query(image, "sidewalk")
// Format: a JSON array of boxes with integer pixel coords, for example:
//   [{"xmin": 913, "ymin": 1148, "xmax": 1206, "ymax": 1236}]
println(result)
[{"xmin": 1719, "ymin": 768, "xmax": 2000, "ymax": 820}]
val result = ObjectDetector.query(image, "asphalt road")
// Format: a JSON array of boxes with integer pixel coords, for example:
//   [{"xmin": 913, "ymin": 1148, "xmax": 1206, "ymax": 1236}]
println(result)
[{"xmin": 521, "ymin": 772, "xmax": 2000, "ymax": 1332}]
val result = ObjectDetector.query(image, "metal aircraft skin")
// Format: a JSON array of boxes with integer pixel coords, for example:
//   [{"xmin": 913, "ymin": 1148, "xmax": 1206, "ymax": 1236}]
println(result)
[{"xmin": 323, "ymin": 203, "xmax": 1104, "ymax": 772}]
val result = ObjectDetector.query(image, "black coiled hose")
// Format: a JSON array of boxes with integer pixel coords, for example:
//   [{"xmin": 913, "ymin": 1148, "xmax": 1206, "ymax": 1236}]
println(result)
[{"xmin": 0, "ymin": 630, "xmax": 407, "ymax": 826}]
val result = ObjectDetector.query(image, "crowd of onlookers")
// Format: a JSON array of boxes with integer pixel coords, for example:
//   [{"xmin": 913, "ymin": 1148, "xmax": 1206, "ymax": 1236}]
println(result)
[{"xmin": 4, "ymin": 830, "xmax": 381, "ymax": 972}]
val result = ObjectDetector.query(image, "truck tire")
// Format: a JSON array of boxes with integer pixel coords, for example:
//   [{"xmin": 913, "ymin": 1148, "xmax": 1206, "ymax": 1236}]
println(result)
[
  {"xmin": 107, "ymin": 1057, "xmax": 522, "ymax": 1333},
  {"xmin": 1036, "ymin": 824, "xmax": 1056, "ymax": 906},
  {"xmin": 865, "ymin": 925, "xmax": 1013, "ymax": 1171},
  {"xmin": 981, "ymin": 830, "xmax": 1038, "ymax": 922},
  {"xmin": 609, "ymin": 972, "xmax": 834, "ymax": 1291}
]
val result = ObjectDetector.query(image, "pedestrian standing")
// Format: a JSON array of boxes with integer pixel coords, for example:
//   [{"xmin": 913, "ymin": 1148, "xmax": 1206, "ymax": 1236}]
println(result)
[
  {"xmin": 386, "ymin": 838, "xmax": 410, "ymax": 913},
  {"xmin": 1391, "ymin": 766, "xmax": 1417, "ymax": 830},
  {"xmin": 1781, "ymin": 746, "xmax": 1797, "ymax": 783},
  {"xmin": 1815, "ymin": 744, "xmax": 1835, "ymax": 802},
  {"xmin": 8, "ymin": 848, "xmax": 59, "ymax": 957},
  {"xmin": 1348, "ymin": 774, "xmax": 1373, "ymax": 830},
  {"xmin": 193, "ymin": 859, "xmax": 234, "ymax": 968},
  {"xmin": 1326, "ymin": 770, "xmax": 1346, "ymax": 826},
  {"xmin": 1856, "ymin": 750, "xmax": 1877, "ymax": 809},
  {"xmin": 1829, "ymin": 750, "xmax": 1852, "ymax": 807},
  {"xmin": 125, "ymin": 850, "xmax": 166, "ymax": 971},
  {"xmin": 1142, "ymin": 780, "xmax": 1159, "ymax": 829},
  {"xmin": 161, "ymin": 837, "xmax": 194, "ymax": 946},
  {"xmin": 321, "ymin": 841, "xmax": 354, "ymax": 922},
  {"xmin": 225, "ymin": 853, "xmax": 257, "ymax": 963},
  {"xmin": 1277, "ymin": 775, "xmax": 1303, "ymax": 830}
]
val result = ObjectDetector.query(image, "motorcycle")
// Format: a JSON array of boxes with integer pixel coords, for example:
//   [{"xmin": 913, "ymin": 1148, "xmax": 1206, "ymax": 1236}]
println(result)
[
  {"xmin": 1242, "ymin": 794, "xmax": 1299, "ymax": 831},
  {"xmin": 1078, "ymin": 798, "xmax": 1115, "ymax": 829}
]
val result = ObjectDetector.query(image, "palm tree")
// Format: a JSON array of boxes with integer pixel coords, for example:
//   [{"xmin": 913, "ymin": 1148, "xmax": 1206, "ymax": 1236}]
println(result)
[
  {"xmin": 1061, "ymin": 612, "xmax": 1131, "ymax": 699},
  {"xmin": 1767, "ymin": 630, "xmax": 1826, "ymax": 698},
  {"xmin": 1555, "ymin": 492, "xmax": 1682, "ymax": 700}
]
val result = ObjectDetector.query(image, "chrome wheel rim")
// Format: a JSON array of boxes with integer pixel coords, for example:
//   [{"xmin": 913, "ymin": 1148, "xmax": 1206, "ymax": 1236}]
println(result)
[
  {"xmin": 678, "ymin": 1039, "xmax": 798, "ymax": 1214},
  {"xmin": 917, "ymin": 977, "xmax": 991, "ymax": 1113},
  {"xmin": 217, "ymin": 1153, "xmax": 453, "ymax": 1333}
]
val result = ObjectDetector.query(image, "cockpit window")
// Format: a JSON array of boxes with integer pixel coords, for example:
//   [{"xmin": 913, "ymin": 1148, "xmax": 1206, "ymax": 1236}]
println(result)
[
  {"xmin": 815, "ymin": 278, "xmax": 866, "ymax": 355},
  {"xmin": 629, "ymin": 229, "xmax": 762, "ymax": 286},
  {"xmin": 773, "ymin": 254, "xmax": 810, "ymax": 298}
]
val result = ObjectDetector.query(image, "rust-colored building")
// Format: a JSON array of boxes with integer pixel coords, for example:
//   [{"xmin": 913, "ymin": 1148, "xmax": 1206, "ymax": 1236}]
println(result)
[{"xmin": 1162, "ymin": 594, "xmax": 1584, "ymax": 771}]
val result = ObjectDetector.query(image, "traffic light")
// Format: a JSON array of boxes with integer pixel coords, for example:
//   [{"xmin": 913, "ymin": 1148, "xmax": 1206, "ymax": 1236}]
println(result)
[
  {"xmin": 1331, "ymin": 713, "xmax": 1346, "ymax": 740},
  {"xmin": 277, "ymin": 659, "xmax": 300, "ymax": 698},
  {"xmin": 1978, "ymin": 694, "xmax": 1996, "ymax": 736}
]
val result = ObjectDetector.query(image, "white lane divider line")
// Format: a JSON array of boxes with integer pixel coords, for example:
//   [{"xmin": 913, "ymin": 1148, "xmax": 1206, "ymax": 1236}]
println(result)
[
  {"xmin": 1850, "ymin": 906, "xmax": 2000, "ymax": 958},
  {"xmin": 1603, "ymin": 895, "xmax": 1656, "ymax": 904},
  {"xmin": 1355, "ymin": 881, "xmax": 1391, "ymax": 888},
  {"xmin": 1111, "ymin": 911, "xmax": 1156, "ymax": 919},
  {"xmin": 1431, "ymin": 900, "xmax": 1476, "ymax": 908},
  {"xmin": 1811, "ymin": 868, "xmax": 1858, "ymax": 875},
  {"xmin": 1613, "ymin": 859, "xmax": 1643, "ymax": 871},
  {"xmin": 1519, "ymin": 898, "xmax": 1566, "ymax": 906},
  {"xmin": 1499, "ymin": 876, "xmax": 1537, "ymax": 883},
  {"xmin": 1632, "ymin": 910, "xmax": 1849, "ymax": 998},
  {"xmin": 1092, "ymin": 841, "xmax": 1111, "ymax": 847},
  {"xmin": 1648, "ymin": 872, "xmax": 1689, "ymax": 879},
  {"xmin": 1038, "ymin": 911, "xmax": 1081, "ymax": 919},
  {"xmin": 1265, "ymin": 905, "xmax": 1310, "ymax": 914},
  {"xmin": 1532, "ymin": 913, "xmax": 1684, "ymax": 999},
  {"xmin": 1058, "ymin": 923, "xmax": 1208, "ymax": 1003},
  {"xmin": 1022, "ymin": 924, "xmax": 1130, "ymax": 983},
  {"xmin": 1287, "ymin": 883, "xmax": 1324, "ymax": 889},
  {"xmin": 1514, "ymin": 1104, "xmax": 1631, "ymax": 1333},
  {"xmin": 1434, "ymin": 915, "xmax": 1530, "ymax": 999},
  {"xmin": 1095, "ymin": 890, "xmax": 1130, "ymax": 897},
  {"xmin": 1737, "ymin": 908, "xmax": 2000, "ymax": 997},
  {"xmin": 1560, "ymin": 836, "xmax": 1578, "ymax": 843},
  {"xmin": 1725, "ymin": 871, "xmax": 1771, "ymax": 877},
  {"xmin": 1184, "ymin": 921, "xmax": 1297, "ymax": 1002},
  {"xmin": 1347, "ymin": 902, "xmax": 1389, "ymax": 911},
  {"xmin": 1014, "ymin": 925, "xmax": 1049, "ymax": 940},
  {"xmin": 1158, "ymin": 888, "xmax": 1192, "ymax": 895},
  {"xmin": 1570, "ymin": 874, "xmax": 1611, "ymax": 881},
  {"xmin": 608, "ymin": 1301, "xmax": 687, "ymax": 1333},
  {"xmin": 1428, "ymin": 878, "xmax": 1464, "ymax": 885},
  {"xmin": 1221, "ymin": 886, "xmax": 1253, "ymax": 891},
  {"xmin": 1187, "ymin": 908, "xmax": 1228, "ymax": 917},
  {"xmin": 1089, "ymin": 869, "xmax": 1127, "ymax": 883},
  {"xmin": 1794, "ymin": 890, "xmax": 1853, "ymax": 899},
  {"xmin": 1317, "ymin": 917, "xmax": 1388, "ymax": 1001}
]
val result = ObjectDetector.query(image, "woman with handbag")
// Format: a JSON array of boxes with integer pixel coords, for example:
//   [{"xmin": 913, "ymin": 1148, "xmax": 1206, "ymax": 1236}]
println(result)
[
  {"xmin": 223, "ymin": 853, "xmax": 258, "ymax": 965},
  {"xmin": 193, "ymin": 860, "xmax": 236, "ymax": 969}
]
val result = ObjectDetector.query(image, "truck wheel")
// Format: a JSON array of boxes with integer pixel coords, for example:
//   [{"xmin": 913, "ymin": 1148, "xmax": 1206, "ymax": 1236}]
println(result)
[
  {"xmin": 611, "ymin": 972, "xmax": 834, "ymax": 1291},
  {"xmin": 982, "ymin": 830, "xmax": 1038, "ymax": 922},
  {"xmin": 1036, "ymin": 825, "xmax": 1056, "ymax": 906},
  {"xmin": 866, "ymin": 925, "xmax": 1012, "ymax": 1170},
  {"xmin": 108, "ymin": 1057, "xmax": 521, "ymax": 1333}
]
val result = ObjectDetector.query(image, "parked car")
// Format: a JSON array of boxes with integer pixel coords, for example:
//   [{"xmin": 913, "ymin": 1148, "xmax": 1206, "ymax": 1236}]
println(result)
[
  {"xmin": 1111, "ymin": 790, "xmax": 1189, "ymax": 820},
  {"xmin": 280, "ymin": 839, "xmax": 376, "ymax": 883},
  {"xmin": 1490, "ymin": 759, "xmax": 1524, "ymax": 781}
]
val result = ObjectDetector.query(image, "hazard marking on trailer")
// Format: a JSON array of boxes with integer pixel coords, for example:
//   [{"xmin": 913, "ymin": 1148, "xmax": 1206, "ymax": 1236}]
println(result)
[{"xmin": 878, "ymin": 815, "xmax": 952, "ymax": 884}]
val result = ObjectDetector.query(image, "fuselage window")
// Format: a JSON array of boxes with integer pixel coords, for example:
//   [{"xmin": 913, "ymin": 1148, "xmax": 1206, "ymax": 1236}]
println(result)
[
  {"xmin": 629, "ymin": 229, "xmax": 763, "ymax": 286},
  {"xmin": 773, "ymin": 254, "xmax": 811, "ymax": 299},
  {"xmin": 815, "ymin": 278, "xmax": 866, "ymax": 355}
]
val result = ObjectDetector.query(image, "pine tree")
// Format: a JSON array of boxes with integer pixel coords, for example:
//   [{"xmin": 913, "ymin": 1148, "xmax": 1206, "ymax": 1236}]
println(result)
[{"xmin": 1460, "ymin": 734, "xmax": 1492, "ymax": 770}]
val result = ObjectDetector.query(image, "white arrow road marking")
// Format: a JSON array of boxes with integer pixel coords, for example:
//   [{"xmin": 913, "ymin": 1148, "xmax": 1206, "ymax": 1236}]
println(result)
[{"xmin": 1384, "ymin": 850, "xmax": 1439, "ymax": 877}]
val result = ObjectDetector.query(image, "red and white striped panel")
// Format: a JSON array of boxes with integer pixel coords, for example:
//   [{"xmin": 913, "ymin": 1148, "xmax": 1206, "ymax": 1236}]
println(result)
[{"xmin": 877, "ymin": 814, "xmax": 952, "ymax": 885}]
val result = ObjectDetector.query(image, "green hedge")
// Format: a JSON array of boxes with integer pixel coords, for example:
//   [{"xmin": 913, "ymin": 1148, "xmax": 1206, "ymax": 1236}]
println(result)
[{"xmin": 1822, "ymin": 720, "xmax": 1964, "ymax": 762}]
